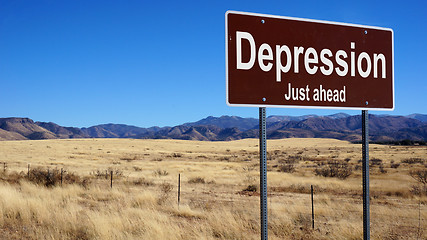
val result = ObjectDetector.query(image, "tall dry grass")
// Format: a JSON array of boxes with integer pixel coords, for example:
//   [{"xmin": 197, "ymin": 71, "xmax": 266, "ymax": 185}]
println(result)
[{"xmin": 0, "ymin": 138, "xmax": 425, "ymax": 239}]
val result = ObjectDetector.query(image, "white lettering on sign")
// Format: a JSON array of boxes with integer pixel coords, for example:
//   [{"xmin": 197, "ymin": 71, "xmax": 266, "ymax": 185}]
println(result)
[
  {"xmin": 284, "ymin": 83, "xmax": 346, "ymax": 103},
  {"xmin": 276, "ymin": 45, "xmax": 292, "ymax": 82},
  {"xmin": 236, "ymin": 31, "xmax": 255, "ymax": 70},
  {"xmin": 235, "ymin": 31, "xmax": 386, "ymax": 82}
]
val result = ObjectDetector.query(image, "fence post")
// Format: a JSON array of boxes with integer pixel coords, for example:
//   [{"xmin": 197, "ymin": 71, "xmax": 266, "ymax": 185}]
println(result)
[
  {"xmin": 417, "ymin": 200, "xmax": 421, "ymax": 239},
  {"xmin": 311, "ymin": 185, "xmax": 315, "ymax": 229},
  {"xmin": 178, "ymin": 173, "xmax": 181, "ymax": 207},
  {"xmin": 27, "ymin": 164, "xmax": 30, "ymax": 178},
  {"xmin": 61, "ymin": 168, "xmax": 63, "ymax": 186},
  {"xmin": 110, "ymin": 171, "xmax": 113, "ymax": 188},
  {"xmin": 3, "ymin": 162, "xmax": 6, "ymax": 173}
]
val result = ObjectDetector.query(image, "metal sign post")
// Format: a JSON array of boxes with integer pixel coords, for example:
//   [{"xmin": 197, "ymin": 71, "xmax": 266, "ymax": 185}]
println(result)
[
  {"xmin": 362, "ymin": 110, "xmax": 370, "ymax": 240},
  {"xmin": 259, "ymin": 107, "xmax": 268, "ymax": 240}
]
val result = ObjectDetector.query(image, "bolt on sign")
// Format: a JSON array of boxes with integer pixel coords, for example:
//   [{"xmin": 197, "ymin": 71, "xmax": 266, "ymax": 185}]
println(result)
[{"xmin": 226, "ymin": 11, "xmax": 394, "ymax": 110}]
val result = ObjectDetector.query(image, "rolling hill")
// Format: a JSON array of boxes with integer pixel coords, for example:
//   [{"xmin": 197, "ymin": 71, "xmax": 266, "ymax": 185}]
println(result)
[{"xmin": 0, "ymin": 114, "xmax": 426, "ymax": 142}]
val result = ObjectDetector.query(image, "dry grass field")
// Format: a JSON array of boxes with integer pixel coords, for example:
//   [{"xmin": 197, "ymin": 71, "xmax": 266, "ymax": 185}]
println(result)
[{"xmin": 0, "ymin": 138, "xmax": 426, "ymax": 239}]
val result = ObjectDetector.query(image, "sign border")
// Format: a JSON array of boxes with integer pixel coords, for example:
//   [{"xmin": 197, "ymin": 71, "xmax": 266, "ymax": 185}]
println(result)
[{"xmin": 225, "ymin": 10, "xmax": 394, "ymax": 111}]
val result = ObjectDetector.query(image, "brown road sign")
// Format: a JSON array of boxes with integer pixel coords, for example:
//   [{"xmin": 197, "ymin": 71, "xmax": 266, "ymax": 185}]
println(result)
[{"xmin": 226, "ymin": 11, "xmax": 394, "ymax": 110}]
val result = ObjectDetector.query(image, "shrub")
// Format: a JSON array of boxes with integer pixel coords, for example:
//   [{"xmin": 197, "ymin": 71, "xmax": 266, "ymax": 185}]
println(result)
[
  {"xmin": 157, "ymin": 182, "xmax": 173, "ymax": 205},
  {"xmin": 153, "ymin": 169, "xmax": 169, "ymax": 177},
  {"xmin": 132, "ymin": 177, "xmax": 154, "ymax": 186},
  {"xmin": 63, "ymin": 170, "xmax": 81, "ymax": 184},
  {"xmin": 370, "ymin": 158, "xmax": 383, "ymax": 166},
  {"xmin": 28, "ymin": 168, "xmax": 56, "ymax": 186},
  {"xmin": 120, "ymin": 155, "xmax": 139, "ymax": 161},
  {"xmin": 410, "ymin": 185, "xmax": 427, "ymax": 196},
  {"xmin": 188, "ymin": 177, "xmax": 205, "ymax": 184},
  {"xmin": 243, "ymin": 184, "xmax": 257, "ymax": 192},
  {"xmin": 133, "ymin": 166, "xmax": 143, "ymax": 171},
  {"xmin": 402, "ymin": 158, "xmax": 424, "ymax": 165},
  {"xmin": 279, "ymin": 164, "xmax": 295, "ymax": 173},
  {"xmin": 314, "ymin": 160, "xmax": 352, "ymax": 179},
  {"xmin": 160, "ymin": 182, "xmax": 173, "ymax": 194},
  {"xmin": 390, "ymin": 163, "xmax": 400, "ymax": 168},
  {"xmin": 409, "ymin": 169, "xmax": 427, "ymax": 185},
  {"xmin": 379, "ymin": 164, "xmax": 387, "ymax": 174},
  {"xmin": 0, "ymin": 171, "xmax": 25, "ymax": 184},
  {"xmin": 286, "ymin": 155, "xmax": 303, "ymax": 163},
  {"xmin": 28, "ymin": 168, "xmax": 80, "ymax": 187}
]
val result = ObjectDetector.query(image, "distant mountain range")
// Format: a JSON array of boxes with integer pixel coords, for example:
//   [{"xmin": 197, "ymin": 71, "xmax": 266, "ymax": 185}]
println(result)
[{"xmin": 0, "ymin": 113, "xmax": 426, "ymax": 142}]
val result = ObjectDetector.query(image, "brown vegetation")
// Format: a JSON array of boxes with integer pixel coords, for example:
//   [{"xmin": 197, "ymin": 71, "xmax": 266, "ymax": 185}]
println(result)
[{"xmin": 0, "ymin": 138, "xmax": 425, "ymax": 239}]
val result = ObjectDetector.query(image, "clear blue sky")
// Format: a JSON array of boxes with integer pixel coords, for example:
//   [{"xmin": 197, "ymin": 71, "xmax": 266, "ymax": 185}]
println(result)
[{"xmin": 1, "ymin": 0, "xmax": 426, "ymax": 127}]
